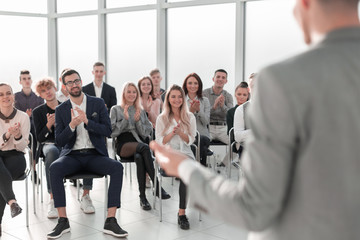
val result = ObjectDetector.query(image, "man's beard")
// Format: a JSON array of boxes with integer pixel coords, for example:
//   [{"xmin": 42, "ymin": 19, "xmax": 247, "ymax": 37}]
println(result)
[{"xmin": 69, "ymin": 87, "xmax": 82, "ymax": 97}]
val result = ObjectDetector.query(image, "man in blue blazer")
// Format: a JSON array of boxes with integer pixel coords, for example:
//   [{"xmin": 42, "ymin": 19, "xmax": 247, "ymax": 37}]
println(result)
[
  {"xmin": 48, "ymin": 69, "xmax": 128, "ymax": 239},
  {"xmin": 82, "ymin": 62, "xmax": 117, "ymax": 113}
]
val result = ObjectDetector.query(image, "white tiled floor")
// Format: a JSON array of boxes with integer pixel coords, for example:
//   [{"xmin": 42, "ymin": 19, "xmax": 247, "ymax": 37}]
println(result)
[{"xmin": 1, "ymin": 147, "xmax": 248, "ymax": 240}]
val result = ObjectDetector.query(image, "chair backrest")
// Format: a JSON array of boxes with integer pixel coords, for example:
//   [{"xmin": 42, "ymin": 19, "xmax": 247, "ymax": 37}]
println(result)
[
  {"xmin": 15, "ymin": 133, "xmax": 33, "ymax": 181},
  {"xmin": 229, "ymin": 127, "xmax": 238, "ymax": 153}
]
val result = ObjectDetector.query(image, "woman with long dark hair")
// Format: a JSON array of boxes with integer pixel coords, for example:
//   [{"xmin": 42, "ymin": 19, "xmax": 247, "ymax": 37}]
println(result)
[{"xmin": 182, "ymin": 73, "xmax": 210, "ymax": 166}]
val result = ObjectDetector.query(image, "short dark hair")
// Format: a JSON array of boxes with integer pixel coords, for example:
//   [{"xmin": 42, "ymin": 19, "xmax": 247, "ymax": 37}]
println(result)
[
  {"xmin": 19, "ymin": 70, "xmax": 30, "ymax": 80},
  {"xmin": 61, "ymin": 69, "xmax": 81, "ymax": 84},
  {"xmin": 182, "ymin": 73, "xmax": 203, "ymax": 99},
  {"xmin": 214, "ymin": 69, "xmax": 228, "ymax": 78},
  {"xmin": 20, "ymin": 70, "xmax": 30, "ymax": 75},
  {"xmin": 93, "ymin": 62, "xmax": 105, "ymax": 68}
]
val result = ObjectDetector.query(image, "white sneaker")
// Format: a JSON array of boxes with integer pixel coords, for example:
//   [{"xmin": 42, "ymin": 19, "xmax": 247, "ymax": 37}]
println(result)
[
  {"xmin": 80, "ymin": 194, "xmax": 95, "ymax": 214},
  {"xmin": 145, "ymin": 175, "xmax": 152, "ymax": 188},
  {"xmin": 47, "ymin": 199, "xmax": 58, "ymax": 219}
]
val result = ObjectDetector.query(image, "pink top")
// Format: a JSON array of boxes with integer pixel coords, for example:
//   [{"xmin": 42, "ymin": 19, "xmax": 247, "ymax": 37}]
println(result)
[
  {"xmin": 141, "ymin": 97, "xmax": 161, "ymax": 127},
  {"xmin": 0, "ymin": 109, "xmax": 30, "ymax": 153}
]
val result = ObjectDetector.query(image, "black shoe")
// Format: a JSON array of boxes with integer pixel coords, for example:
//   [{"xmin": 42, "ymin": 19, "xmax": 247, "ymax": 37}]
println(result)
[
  {"xmin": 47, "ymin": 217, "xmax": 70, "ymax": 239},
  {"xmin": 140, "ymin": 197, "xmax": 152, "ymax": 211},
  {"xmin": 10, "ymin": 202, "xmax": 22, "ymax": 218},
  {"xmin": 178, "ymin": 214, "xmax": 190, "ymax": 230},
  {"xmin": 155, "ymin": 188, "xmax": 171, "ymax": 200},
  {"xmin": 103, "ymin": 217, "xmax": 128, "ymax": 238},
  {"xmin": 69, "ymin": 179, "xmax": 82, "ymax": 187},
  {"xmin": 217, "ymin": 162, "xmax": 225, "ymax": 167}
]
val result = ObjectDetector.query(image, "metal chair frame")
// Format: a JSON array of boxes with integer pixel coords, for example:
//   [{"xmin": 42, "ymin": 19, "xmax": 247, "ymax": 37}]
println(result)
[{"xmin": 153, "ymin": 131, "xmax": 201, "ymax": 222}]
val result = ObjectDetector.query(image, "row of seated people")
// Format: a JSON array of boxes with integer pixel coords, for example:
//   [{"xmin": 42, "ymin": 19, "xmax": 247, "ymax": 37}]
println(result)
[
  {"xmin": 0, "ymin": 67, "xmax": 253, "ymax": 239},
  {"xmin": 14, "ymin": 65, "xmax": 250, "ymax": 172}
]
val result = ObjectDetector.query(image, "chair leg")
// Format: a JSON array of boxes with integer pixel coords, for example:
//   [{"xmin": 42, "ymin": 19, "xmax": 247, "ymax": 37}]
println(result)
[
  {"xmin": 159, "ymin": 175, "xmax": 162, "ymax": 222},
  {"xmin": 36, "ymin": 162, "xmax": 40, "ymax": 194},
  {"xmin": 104, "ymin": 176, "xmax": 108, "ymax": 220},
  {"xmin": 32, "ymin": 165, "xmax": 36, "ymax": 215},
  {"xmin": 153, "ymin": 166, "xmax": 158, "ymax": 210},
  {"xmin": 199, "ymin": 211, "xmax": 202, "ymax": 221},
  {"xmin": 77, "ymin": 180, "xmax": 80, "ymax": 201},
  {"xmin": 129, "ymin": 163, "xmax": 132, "ymax": 183},
  {"xmin": 40, "ymin": 159, "xmax": 43, "ymax": 203},
  {"xmin": 25, "ymin": 177, "xmax": 29, "ymax": 227}
]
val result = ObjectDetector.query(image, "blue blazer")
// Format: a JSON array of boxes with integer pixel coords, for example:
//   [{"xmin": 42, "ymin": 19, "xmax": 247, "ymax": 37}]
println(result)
[{"xmin": 55, "ymin": 94, "xmax": 111, "ymax": 157}]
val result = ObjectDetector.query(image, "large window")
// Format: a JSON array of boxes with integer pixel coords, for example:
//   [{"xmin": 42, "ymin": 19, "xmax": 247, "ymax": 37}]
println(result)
[
  {"xmin": 107, "ymin": 10, "xmax": 156, "ymax": 100},
  {"xmin": 0, "ymin": 16, "xmax": 47, "ymax": 93},
  {"xmin": 0, "ymin": 0, "xmax": 47, "ymax": 13},
  {"xmin": 244, "ymin": 0, "xmax": 307, "ymax": 79},
  {"xmin": 106, "ymin": 0, "xmax": 155, "ymax": 8},
  {"xmin": 168, "ymin": 4, "xmax": 236, "ymax": 93},
  {"xmin": 58, "ymin": 16, "xmax": 98, "ymax": 86},
  {"xmin": 57, "ymin": 0, "xmax": 97, "ymax": 13}
]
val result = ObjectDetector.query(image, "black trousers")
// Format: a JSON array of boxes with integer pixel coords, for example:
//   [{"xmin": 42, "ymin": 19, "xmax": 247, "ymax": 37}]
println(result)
[
  {"xmin": 134, "ymin": 143, "xmax": 159, "ymax": 198},
  {"xmin": 195, "ymin": 135, "xmax": 210, "ymax": 166},
  {"xmin": 0, "ymin": 150, "xmax": 26, "ymax": 224}
]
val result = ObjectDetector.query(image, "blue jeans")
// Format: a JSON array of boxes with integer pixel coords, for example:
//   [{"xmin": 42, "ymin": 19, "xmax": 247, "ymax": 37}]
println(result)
[
  {"xmin": 43, "ymin": 144, "xmax": 93, "ymax": 193},
  {"xmin": 49, "ymin": 150, "xmax": 123, "ymax": 208},
  {"xmin": 42, "ymin": 144, "xmax": 60, "ymax": 194}
]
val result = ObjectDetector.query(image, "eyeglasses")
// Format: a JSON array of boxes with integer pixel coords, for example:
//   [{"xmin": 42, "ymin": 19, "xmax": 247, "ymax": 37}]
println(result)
[{"xmin": 65, "ymin": 79, "xmax": 81, "ymax": 87}]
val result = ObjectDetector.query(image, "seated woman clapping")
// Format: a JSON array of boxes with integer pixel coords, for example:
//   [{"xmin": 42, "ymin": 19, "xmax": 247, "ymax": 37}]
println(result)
[
  {"xmin": 0, "ymin": 83, "xmax": 30, "ymax": 234},
  {"xmin": 155, "ymin": 85, "xmax": 196, "ymax": 230},
  {"xmin": 110, "ymin": 82, "xmax": 170, "ymax": 211}
]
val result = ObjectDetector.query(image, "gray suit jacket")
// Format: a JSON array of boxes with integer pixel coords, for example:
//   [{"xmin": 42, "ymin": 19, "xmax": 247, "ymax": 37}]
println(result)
[{"xmin": 187, "ymin": 27, "xmax": 360, "ymax": 240}]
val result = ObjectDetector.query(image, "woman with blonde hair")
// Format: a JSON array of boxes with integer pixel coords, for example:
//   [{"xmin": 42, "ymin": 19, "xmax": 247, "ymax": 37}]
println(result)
[
  {"xmin": 110, "ymin": 82, "xmax": 170, "ymax": 211},
  {"xmin": 0, "ymin": 83, "xmax": 30, "ymax": 235},
  {"xmin": 155, "ymin": 84, "xmax": 196, "ymax": 230}
]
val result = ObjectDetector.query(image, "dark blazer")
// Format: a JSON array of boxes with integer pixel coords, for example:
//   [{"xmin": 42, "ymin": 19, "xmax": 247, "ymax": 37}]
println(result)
[
  {"xmin": 82, "ymin": 82, "xmax": 117, "ymax": 113},
  {"xmin": 226, "ymin": 104, "xmax": 239, "ymax": 135},
  {"xmin": 55, "ymin": 94, "xmax": 111, "ymax": 157}
]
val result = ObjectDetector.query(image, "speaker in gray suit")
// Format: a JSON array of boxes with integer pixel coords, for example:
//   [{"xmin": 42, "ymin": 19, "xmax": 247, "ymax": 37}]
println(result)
[{"xmin": 150, "ymin": 0, "xmax": 360, "ymax": 240}]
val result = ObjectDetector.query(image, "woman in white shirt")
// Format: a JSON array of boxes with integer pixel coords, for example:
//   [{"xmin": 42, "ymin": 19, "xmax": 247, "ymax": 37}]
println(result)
[
  {"xmin": 233, "ymin": 73, "xmax": 256, "ymax": 158},
  {"xmin": 0, "ymin": 83, "xmax": 30, "ymax": 235},
  {"xmin": 155, "ymin": 85, "xmax": 196, "ymax": 230}
]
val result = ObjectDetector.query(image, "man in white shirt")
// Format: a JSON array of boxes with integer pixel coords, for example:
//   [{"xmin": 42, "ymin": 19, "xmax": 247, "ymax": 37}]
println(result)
[
  {"xmin": 150, "ymin": 0, "xmax": 360, "ymax": 239},
  {"xmin": 82, "ymin": 62, "xmax": 117, "ymax": 113},
  {"xmin": 47, "ymin": 69, "xmax": 127, "ymax": 239}
]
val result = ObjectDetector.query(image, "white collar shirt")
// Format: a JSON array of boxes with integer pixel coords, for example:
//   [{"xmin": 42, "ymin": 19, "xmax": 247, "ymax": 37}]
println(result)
[
  {"xmin": 69, "ymin": 94, "xmax": 95, "ymax": 150},
  {"xmin": 93, "ymin": 81, "xmax": 103, "ymax": 98}
]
